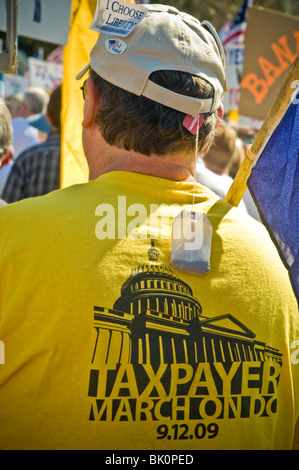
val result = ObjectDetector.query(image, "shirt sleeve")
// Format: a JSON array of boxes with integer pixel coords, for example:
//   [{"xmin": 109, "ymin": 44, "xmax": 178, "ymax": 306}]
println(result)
[
  {"xmin": 2, "ymin": 160, "xmax": 26, "ymax": 203},
  {"xmin": 292, "ymin": 417, "xmax": 299, "ymax": 450}
]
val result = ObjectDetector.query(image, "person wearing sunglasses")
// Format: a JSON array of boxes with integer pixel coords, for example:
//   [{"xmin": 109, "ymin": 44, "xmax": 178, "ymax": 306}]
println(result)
[{"xmin": 0, "ymin": 4, "xmax": 298, "ymax": 451}]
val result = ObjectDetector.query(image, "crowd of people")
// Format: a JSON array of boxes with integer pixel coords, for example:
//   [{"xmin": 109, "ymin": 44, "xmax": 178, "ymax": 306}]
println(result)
[
  {"xmin": 0, "ymin": 85, "xmax": 61, "ymax": 204},
  {"xmin": 0, "ymin": 3, "xmax": 298, "ymax": 451}
]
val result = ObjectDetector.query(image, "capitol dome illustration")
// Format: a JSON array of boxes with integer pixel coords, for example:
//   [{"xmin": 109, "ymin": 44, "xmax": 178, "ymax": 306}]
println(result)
[
  {"xmin": 90, "ymin": 241, "xmax": 283, "ymax": 372},
  {"xmin": 113, "ymin": 240, "xmax": 203, "ymax": 324}
]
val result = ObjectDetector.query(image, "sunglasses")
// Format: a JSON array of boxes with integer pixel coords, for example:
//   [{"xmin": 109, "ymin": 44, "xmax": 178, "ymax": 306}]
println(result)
[{"xmin": 80, "ymin": 79, "xmax": 87, "ymax": 100}]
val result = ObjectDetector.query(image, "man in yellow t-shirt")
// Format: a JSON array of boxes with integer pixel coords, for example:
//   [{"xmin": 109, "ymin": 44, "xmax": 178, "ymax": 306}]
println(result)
[{"xmin": 0, "ymin": 4, "xmax": 298, "ymax": 450}]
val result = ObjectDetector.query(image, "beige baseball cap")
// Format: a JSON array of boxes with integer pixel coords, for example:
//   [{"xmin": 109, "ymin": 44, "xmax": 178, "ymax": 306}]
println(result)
[{"xmin": 76, "ymin": 4, "xmax": 227, "ymax": 117}]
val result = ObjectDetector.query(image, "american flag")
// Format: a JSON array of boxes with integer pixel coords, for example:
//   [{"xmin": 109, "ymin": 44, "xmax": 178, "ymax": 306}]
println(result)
[
  {"xmin": 220, "ymin": 0, "xmax": 253, "ymax": 49},
  {"xmin": 109, "ymin": 40, "xmax": 120, "ymax": 48}
]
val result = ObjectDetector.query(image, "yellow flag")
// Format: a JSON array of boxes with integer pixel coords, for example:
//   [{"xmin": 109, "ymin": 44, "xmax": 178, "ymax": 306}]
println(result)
[
  {"xmin": 61, "ymin": 0, "xmax": 136, "ymax": 188},
  {"xmin": 61, "ymin": 0, "xmax": 97, "ymax": 188}
]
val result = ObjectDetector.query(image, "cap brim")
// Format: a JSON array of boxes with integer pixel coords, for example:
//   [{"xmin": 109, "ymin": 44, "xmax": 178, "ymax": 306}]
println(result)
[
  {"xmin": 76, "ymin": 62, "xmax": 91, "ymax": 80},
  {"xmin": 27, "ymin": 113, "xmax": 52, "ymax": 133}
]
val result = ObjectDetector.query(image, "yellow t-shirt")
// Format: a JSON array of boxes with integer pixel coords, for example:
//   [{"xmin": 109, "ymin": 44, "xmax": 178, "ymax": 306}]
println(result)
[{"xmin": 0, "ymin": 171, "xmax": 298, "ymax": 450}]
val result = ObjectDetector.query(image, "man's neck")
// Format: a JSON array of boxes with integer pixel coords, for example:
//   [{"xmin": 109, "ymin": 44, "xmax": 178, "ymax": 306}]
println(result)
[{"xmin": 85, "ymin": 133, "xmax": 196, "ymax": 182}]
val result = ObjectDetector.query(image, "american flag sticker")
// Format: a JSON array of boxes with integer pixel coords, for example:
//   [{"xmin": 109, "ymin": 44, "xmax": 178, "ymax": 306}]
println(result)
[
  {"xmin": 109, "ymin": 40, "xmax": 119, "ymax": 48},
  {"xmin": 105, "ymin": 38, "xmax": 127, "ymax": 55}
]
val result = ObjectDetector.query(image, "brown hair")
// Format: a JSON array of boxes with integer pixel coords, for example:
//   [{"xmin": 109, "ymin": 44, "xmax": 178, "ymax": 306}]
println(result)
[
  {"xmin": 47, "ymin": 84, "xmax": 62, "ymax": 130},
  {"xmin": 90, "ymin": 69, "xmax": 219, "ymax": 156}
]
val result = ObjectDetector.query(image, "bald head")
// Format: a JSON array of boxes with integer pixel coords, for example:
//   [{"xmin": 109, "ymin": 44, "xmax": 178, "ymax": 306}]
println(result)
[{"xmin": 21, "ymin": 87, "xmax": 50, "ymax": 117}]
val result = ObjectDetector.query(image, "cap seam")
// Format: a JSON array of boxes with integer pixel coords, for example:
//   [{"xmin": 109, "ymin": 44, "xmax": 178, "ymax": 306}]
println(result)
[{"xmin": 177, "ymin": 17, "xmax": 187, "ymax": 68}]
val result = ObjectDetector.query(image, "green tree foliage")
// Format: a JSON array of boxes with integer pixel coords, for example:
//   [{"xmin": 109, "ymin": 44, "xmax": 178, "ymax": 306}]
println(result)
[{"xmin": 158, "ymin": 0, "xmax": 298, "ymax": 31}]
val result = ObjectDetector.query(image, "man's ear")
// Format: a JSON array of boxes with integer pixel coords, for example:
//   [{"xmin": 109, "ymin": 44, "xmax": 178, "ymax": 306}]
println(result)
[
  {"xmin": 215, "ymin": 102, "xmax": 224, "ymax": 130},
  {"xmin": 82, "ymin": 77, "xmax": 100, "ymax": 129},
  {"xmin": 217, "ymin": 102, "xmax": 224, "ymax": 120}
]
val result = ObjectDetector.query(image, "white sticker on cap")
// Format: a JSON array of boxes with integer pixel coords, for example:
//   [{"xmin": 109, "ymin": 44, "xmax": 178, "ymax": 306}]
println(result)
[
  {"xmin": 105, "ymin": 38, "xmax": 127, "ymax": 54},
  {"xmin": 90, "ymin": 0, "xmax": 148, "ymax": 37}
]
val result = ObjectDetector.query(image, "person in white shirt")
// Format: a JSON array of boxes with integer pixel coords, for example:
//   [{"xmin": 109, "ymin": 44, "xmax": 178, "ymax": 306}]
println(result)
[
  {"xmin": 7, "ymin": 88, "xmax": 49, "ymax": 158},
  {"xmin": 196, "ymin": 123, "xmax": 261, "ymax": 221}
]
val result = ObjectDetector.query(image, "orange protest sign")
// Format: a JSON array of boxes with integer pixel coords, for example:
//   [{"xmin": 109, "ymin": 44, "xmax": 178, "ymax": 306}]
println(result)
[
  {"xmin": 225, "ymin": 53, "xmax": 299, "ymax": 207},
  {"xmin": 239, "ymin": 6, "xmax": 299, "ymax": 121}
]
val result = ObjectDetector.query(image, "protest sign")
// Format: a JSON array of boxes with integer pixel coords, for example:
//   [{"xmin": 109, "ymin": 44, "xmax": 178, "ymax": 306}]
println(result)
[
  {"xmin": 2, "ymin": 74, "xmax": 28, "ymax": 97},
  {"xmin": 222, "ymin": 44, "xmax": 245, "ymax": 112},
  {"xmin": 28, "ymin": 58, "xmax": 63, "ymax": 90},
  {"xmin": 239, "ymin": 6, "xmax": 299, "ymax": 121},
  {"xmin": 0, "ymin": 0, "xmax": 72, "ymax": 45}
]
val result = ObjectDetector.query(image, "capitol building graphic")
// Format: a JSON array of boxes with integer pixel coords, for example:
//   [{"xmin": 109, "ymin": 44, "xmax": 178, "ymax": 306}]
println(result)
[{"xmin": 89, "ymin": 241, "xmax": 283, "ymax": 370}]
